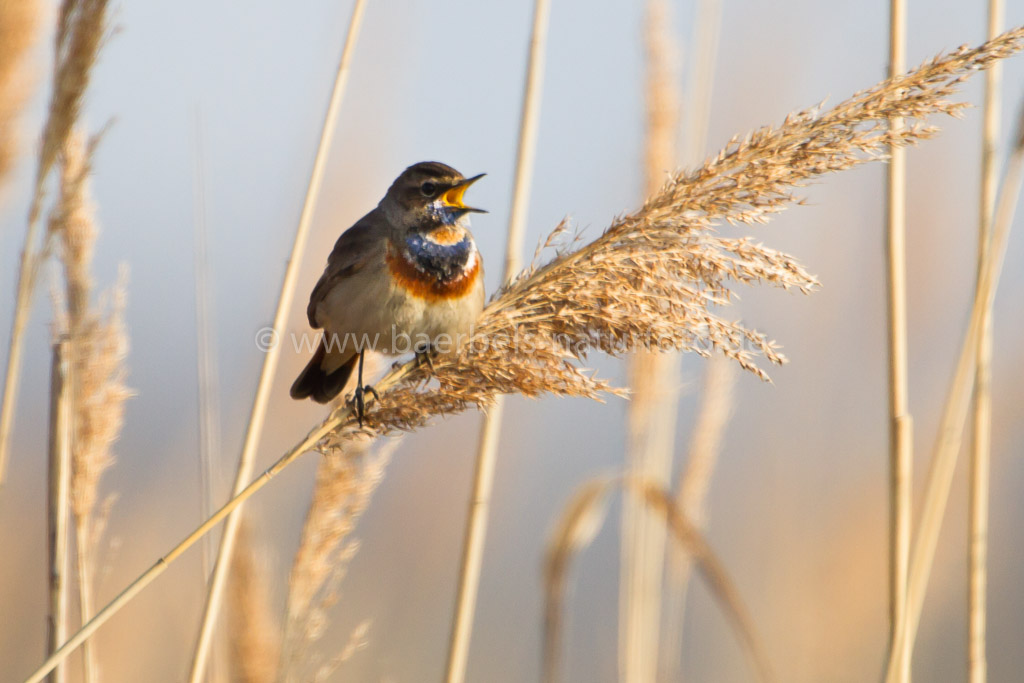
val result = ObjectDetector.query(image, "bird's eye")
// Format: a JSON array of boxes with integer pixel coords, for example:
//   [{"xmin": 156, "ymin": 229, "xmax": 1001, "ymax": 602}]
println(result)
[{"xmin": 420, "ymin": 182, "xmax": 438, "ymax": 198}]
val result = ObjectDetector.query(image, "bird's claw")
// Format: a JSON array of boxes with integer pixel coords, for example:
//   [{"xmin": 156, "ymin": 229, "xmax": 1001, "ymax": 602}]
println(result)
[
  {"xmin": 415, "ymin": 346, "xmax": 435, "ymax": 372},
  {"xmin": 353, "ymin": 384, "xmax": 380, "ymax": 427}
]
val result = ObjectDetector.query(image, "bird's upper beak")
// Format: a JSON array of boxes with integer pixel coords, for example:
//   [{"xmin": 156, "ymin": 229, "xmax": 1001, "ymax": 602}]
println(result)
[{"xmin": 441, "ymin": 173, "xmax": 487, "ymax": 214}]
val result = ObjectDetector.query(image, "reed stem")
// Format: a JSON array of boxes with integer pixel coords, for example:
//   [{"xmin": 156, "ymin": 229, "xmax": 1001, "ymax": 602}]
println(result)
[
  {"xmin": 46, "ymin": 341, "xmax": 72, "ymax": 683},
  {"xmin": 444, "ymin": 2, "xmax": 551, "ymax": 681},
  {"xmin": 885, "ymin": 1, "xmax": 912, "ymax": 680},
  {"xmin": 185, "ymin": 2, "xmax": 367, "ymax": 680}
]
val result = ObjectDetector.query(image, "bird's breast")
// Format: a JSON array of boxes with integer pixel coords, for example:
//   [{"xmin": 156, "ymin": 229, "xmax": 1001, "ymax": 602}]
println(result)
[{"xmin": 386, "ymin": 234, "xmax": 481, "ymax": 302}]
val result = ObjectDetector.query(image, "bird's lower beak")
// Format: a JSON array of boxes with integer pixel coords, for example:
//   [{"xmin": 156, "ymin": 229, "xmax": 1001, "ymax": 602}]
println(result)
[{"xmin": 442, "ymin": 173, "xmax": 487, "ymax": 213}]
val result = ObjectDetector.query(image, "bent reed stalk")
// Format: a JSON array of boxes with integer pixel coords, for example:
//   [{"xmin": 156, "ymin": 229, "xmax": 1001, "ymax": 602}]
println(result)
[
  {"xmin": 543, "ymin": 476, "xmax": 772, "ymax": 683},
  {"xmin": 23, "ymin": 26, "xmax": 1024, "ymax": 683}
]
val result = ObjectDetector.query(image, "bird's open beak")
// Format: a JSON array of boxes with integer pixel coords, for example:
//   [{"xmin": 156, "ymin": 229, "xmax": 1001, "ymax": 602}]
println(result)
[{"xmin": 442, "ymin": 173, "xmax": 487, "ymax": 213}]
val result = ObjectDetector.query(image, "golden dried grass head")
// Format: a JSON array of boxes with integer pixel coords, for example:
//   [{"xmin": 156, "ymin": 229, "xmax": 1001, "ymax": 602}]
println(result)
[
  {"xmin": 68, "ymin": 277, "xmax": 129, "ymax": 523},
  {"xmin": 228, "ymin": 521, "xmax": 281, "ymax": 683},
  {"xmin": 0, "ymin": 0, "xmax": 40, "ymax": 197},
  {"xmin": 281, "ymin": 427, "xmax": 393, "ymax": 681},
  {"xmin": 541, "ymin": 475, "xmax": 773, "ymax": 683},
  {"xmin": 36, "ymin": 0, "xmax": 110, "ymax": 195},
  {"xmin": 338, "ymin": 29, "xmax": 1024, "ymax": 440},
  {"xmin": 49, "ymin": 132, "xmax": 131, "ymax": 527},
  {"xmin": 51, "ymin": 130, "xmax": 95, "ymax": 325}
]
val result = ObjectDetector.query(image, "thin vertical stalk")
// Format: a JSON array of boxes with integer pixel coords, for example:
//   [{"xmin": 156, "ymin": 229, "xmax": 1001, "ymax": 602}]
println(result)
[
  {"xmin": 47, "ymin": 341, "xmax": 72, "ymax": 683},
  {"xmin": 885, "ymin": 101, "xmax": 1024, "ymax": 683},
  {"xmin": 885, "ymin": 0, "xmax": 912, "ymax": 680},
  {"xmin": 443, "ymin": 1, "xmax": 550, "ymax": 681},
  {"xmin": 659, "ymin": 1, "xmax": 723, "ymax": 677},
  {"xmin": 621, "ymin": 0, "xmax": 681, "ymax": 679},
  {"xmin": 185, "ymin": 2, "xmax": 368, "ymax": 681},
  {"xmin": 970, "ymin": 2, "xmax": 1002, "ymax": 682},
  {"xmin": 191, "ymin": 110, "xmax": 221, "ymax": 583},
  {"xmin": 662, "ymin": 356, "xmax": 733, "ymax": 678}
]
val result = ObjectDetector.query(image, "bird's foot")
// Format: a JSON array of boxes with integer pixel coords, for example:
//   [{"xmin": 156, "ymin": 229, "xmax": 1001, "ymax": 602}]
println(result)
[
  {"xmin": 353, "ymin": 384, "xmax": 381, "ymax": 427},
  {"xmin": 414, "ymin": 344, "xmax": 436, "ymax": 372}
]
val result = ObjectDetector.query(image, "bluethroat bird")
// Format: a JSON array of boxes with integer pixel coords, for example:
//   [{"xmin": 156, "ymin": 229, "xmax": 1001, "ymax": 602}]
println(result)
[{"xmin": 290, "ymin": 161, "xmax": 486, "ymax": 415}]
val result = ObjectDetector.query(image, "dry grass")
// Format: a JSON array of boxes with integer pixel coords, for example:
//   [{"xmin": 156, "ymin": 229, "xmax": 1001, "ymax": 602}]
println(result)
[
  {"xmin": 49, "ymin": 130, "xmax": 131, "ymax": 683},
  {"xmin": 0, "ymin": 0, "xmax": 110, "ymax": 488},
  {"xmin": 186, "ymin": 4, "xmax": 369, "ymax": 679},
  {"xmin": 0, "ymin": 0, "xmax": 39, "ymax": 201},
  {"xmin": 280, "ymin": 431, "xmax": 393, "ymax": 682},
  {"xmin": 444, "ymin": 0, "xmax": 551, "ymax": 680},
  {"xmin": 884, "ymin": 1, "xmax": 912, "ymax": 680},
  {"xmin": 46, "ymin": 339, "xmax": 72, "ymax": 683},
  {"xmin": 227, "ymin": 523, "xmax": 281, "ymax": 683},
  {"xmin": 357, "ymin": 30, "xmax": 1024, "ymax": 436},
  {"xmin": 23, "ymin": 27, "xmax": 1024, "ymax": 683},
  {"xmin": 662, "ymin": 354, "xmax": 735, "ymax": 676},
  {"xmin": 969, "ymin": 3, "xmax": 1004, "ymax": 682},
  {"xmin": 543, "ymin": 476, "xmax": 772, "ymax": 683},
  {"xmin": 620, "ymin": 0, "xmax": 682, "ymax": 679},
  {"xmin": 885, "ymin": 93, "xmax": 1024, "ymax": 683}
]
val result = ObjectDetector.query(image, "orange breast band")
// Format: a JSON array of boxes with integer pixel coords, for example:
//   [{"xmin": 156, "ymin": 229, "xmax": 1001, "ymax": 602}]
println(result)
[{"xmin": 386, "ymin": 245, "xmax": 481, "ymax": 302}]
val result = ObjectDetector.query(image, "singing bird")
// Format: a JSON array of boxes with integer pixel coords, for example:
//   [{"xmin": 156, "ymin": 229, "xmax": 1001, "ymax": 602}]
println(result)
[{"xmin": 290, "ymin": 161, "xmax": 486, "ymax": 409}]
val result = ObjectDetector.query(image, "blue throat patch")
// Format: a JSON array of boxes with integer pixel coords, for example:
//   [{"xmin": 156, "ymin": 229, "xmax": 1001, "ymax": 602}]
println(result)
[{"xmin": 405, "ymin": 233, "xmax": 473, "ymax": 282}]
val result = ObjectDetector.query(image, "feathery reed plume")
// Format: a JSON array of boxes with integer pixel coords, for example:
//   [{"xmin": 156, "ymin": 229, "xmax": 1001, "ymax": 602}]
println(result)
[
  {"xmin": 621, "ymin": 1, "xmax": 681, "ymax": 679},
  {"xmin": 24, "ymin": 29, "xmax": 1024, "ymax": 683},
  {"xmin": 0, "ymin": 0, "xmax": 110, "ymax": 486},
  {"xmin": 51, "ymin": 131, "xmax": 131, "ymax": 683},
  {"xmin": 227, "ymin": 523, "xmax": 281, "ymax": 683},
  {"xmin": 0, "ymin": 0, "xmax": 39, "ymax": 201},
  {"xmin": 884, "ymin": 1, "xmax": 912, "ymax": 681},
  {"xmin": 187, "ymin": 4, "xmax": 368, "ymax": 679},
  {"xmin": 280, "ymin": 430, "xmax": 393, "ymax": 682},
  {"xmin": 445, "ymin": 0, "xmax": 550, "ymax": 680},
  {"xmin": 544, "ymin": 476, "xmax": 772, "ymax": 683},
  {"xmin": 885, "ymin": 91, "xmax": 1024, "ymax": 683},
  {"xmin": 970, "ymin": 3, "xmax": 1003, "ymax": 682}
]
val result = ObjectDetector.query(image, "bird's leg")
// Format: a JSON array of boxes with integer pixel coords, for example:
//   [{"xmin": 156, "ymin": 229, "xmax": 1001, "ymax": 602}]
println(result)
[
  {"xmin": 414, "ymin": 342, "xmax": 435, "ymax": 372},
  {"xmin": 352, "ymin": 350, "xmax": 379, "ymax": 427}
]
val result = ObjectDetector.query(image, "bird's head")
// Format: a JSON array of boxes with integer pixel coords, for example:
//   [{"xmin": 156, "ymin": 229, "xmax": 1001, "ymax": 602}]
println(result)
[{"xmin": 381, "ymin": 161, "xmax": 486, "ymax": 235}]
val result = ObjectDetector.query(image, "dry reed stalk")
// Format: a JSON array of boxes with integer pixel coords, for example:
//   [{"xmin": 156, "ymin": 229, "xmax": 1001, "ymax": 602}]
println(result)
[
  {"xmin": 444, "ymin": 1, "xmax": 550, "ymax": 681},
  {"xmin": 662, "ymin": 354, "xmax": 735, "ymax": 677},
  {"xmin": 544, "ymin": 476, "xmax": 772, "ymax": 683},
  {"xmin": 46, "ymin": 339, "xmax": 72, "ymax": 683},
  {"xmin": 620, "ymin": 1, "xmax": 680, "ymax": 679},
  {"xmin": 51, "ymin": 131, "xmax": 131, "ymax": 683},
  {"xmin": 227, "ymin": 522, "xmax": 281, "ymax": 683},
  {"xmin": 25, "ymin": 29, "xmax": 1024, "ymax": 683},
  {"xmin": 0, "ymin": 0, "xmax": 39, "ymax": 200},
  {"xmin": 280, "ymin": 428, "xmax": 393, "ymax": 682},
  {"xmin": 186, "ymin": 3, "xmax": 368, "ymax": 680},
  {"xmin": 884, "ymin": 97, "xmax": 1024, "ymax": 683},
  {"xmin": 969, "ymin": 3, "xmax": 1003, "ymax": 682},
  {"xmin": 0, "ymin": 0, "xmax": 109, "ymax": 486},
  {"xmin": 659, "ymin": 2, "xmax": 725, "ymax": 676},
  {"xmin": 884, "ymin": 1, "xmax": 912, "ymax": 681},
  {"xmin": 191, "ymin": 111, "xmax": 221, "ymax": 584}
]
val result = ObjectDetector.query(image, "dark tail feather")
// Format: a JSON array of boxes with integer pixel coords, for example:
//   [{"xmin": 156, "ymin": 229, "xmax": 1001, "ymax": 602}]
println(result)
[{"xmin": 289, "ymin": 342, "xmax": 358, "ymax": 403}]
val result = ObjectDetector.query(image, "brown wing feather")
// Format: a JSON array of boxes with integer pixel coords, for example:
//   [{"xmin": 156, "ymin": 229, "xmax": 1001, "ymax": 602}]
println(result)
[{"xmin": 307, "ymin": 210, "xmax": 382, "ymax": 327}]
